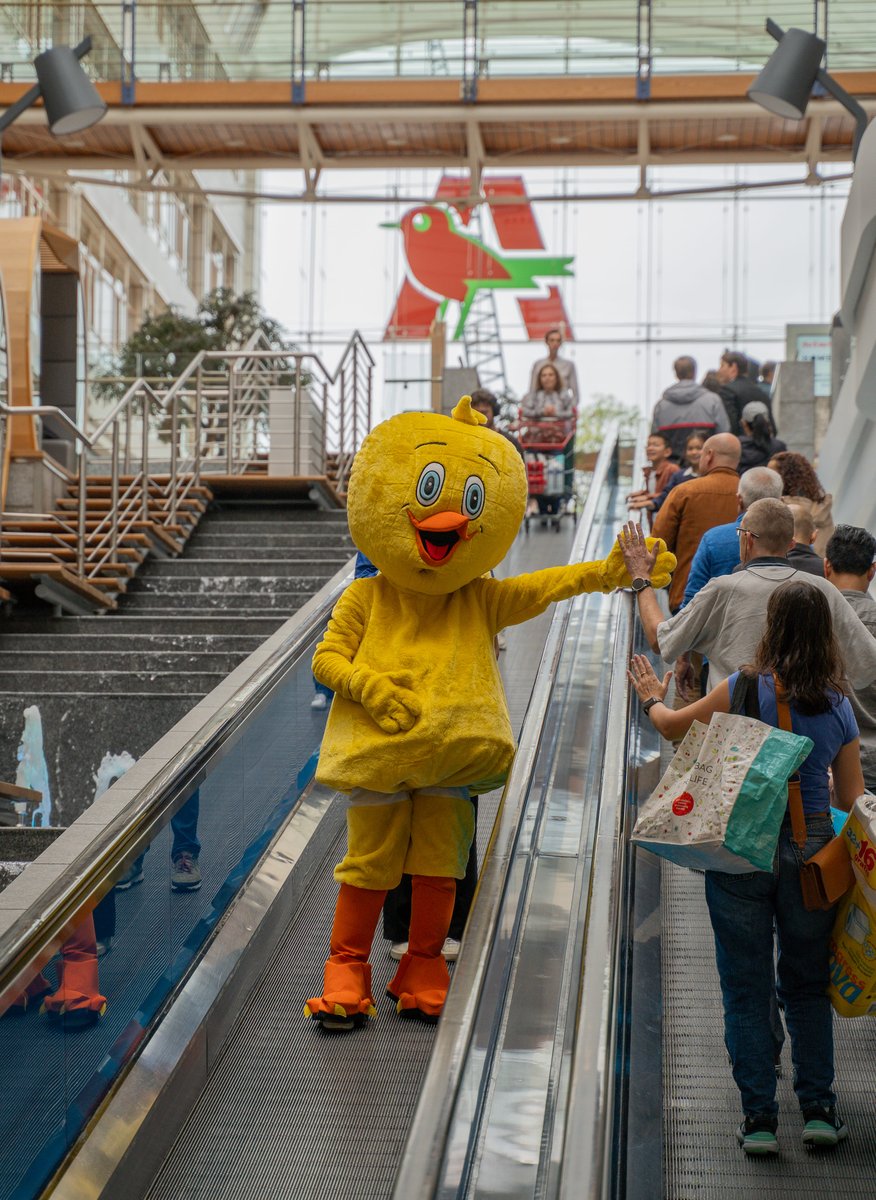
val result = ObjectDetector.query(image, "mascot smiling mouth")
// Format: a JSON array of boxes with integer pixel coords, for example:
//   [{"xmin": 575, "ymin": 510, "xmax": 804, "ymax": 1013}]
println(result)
[{"xmin": 407, "ymin": 509, "xmax": 476, "ymax": 565}]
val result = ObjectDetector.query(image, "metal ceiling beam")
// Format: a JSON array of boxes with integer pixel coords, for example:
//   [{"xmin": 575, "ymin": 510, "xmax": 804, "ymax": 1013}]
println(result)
[{"xmin": 11, "ymin": 149, "xmax": 852, "ymax": 175}]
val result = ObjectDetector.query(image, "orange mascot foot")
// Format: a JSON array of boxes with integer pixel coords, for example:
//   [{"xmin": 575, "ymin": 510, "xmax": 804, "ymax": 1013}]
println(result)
[
  {"xmin": 41, "ymin": 916, "xmax": 107, "ymax": 1028},
  {"xmin": 387, "ymin": 874, "xmax": 456, "ymax": 1023},
  {"xmin": 5, "ymin": 972, "xmax": 53, "ymax": 1017},
  {"xmin": 387, "ymin": 952, "xmax": 450, "ymax": 1023},
  {"xmin": 304, "ymin": 883, "xmax": 386, "ymax": 1032}
]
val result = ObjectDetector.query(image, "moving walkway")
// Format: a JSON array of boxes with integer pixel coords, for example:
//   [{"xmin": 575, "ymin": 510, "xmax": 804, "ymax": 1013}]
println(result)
[{"xmin": 1, "ymin": 432, "xmax": 872, "ymax": 1200}]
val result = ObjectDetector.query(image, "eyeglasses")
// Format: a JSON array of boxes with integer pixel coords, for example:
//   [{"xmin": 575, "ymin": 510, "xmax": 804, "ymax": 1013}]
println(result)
[{"xmin": 736, "ymin": 526, "xmax": 761, "ymax": 539}]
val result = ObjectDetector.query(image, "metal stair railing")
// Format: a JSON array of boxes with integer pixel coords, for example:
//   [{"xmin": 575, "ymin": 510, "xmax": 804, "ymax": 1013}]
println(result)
[{"xmin": 0, "ymin": 401, "xmax": 95, "ymax": 580}]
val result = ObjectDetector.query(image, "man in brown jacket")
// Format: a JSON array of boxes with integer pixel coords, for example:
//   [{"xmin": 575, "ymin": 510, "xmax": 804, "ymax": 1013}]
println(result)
[{"xmin": 652, "ymin": 433, "xmax": 742, "ymax": 612}]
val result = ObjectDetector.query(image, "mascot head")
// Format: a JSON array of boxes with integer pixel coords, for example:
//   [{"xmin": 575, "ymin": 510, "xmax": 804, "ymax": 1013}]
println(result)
[{"xmin": 347, "ymin": 396, "xmax": 528, "ymax": 595}]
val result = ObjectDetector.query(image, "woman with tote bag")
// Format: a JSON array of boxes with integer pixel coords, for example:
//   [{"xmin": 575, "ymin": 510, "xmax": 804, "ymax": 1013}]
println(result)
[{"xmin": 627, "ymin": 576, "xmax": 864, "ymax": 1157}]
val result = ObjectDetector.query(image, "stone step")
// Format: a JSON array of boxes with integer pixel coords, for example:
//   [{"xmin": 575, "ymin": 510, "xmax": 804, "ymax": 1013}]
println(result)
[
  {"xmin": 118, "ymin": 591, "xmax": 315, "ymax": 612},
  {"xmin": 184, "ymin": 541, "xmax": 353, "ymax": 558},
  {"xmin": 0, "ymin": 649, "xmax": 248, "ymax": 674},
  {"xmin": 0, "ymin": 670, "xmax": 227, "ymax": 695},
  {"xmin": 125, "ymin": 574, "xmax": 324, "ymax": 595},
  {"xmin": 0, "ymin": 632, "xmax": 267, "ymax": 654},
  {"xmin": 202, "ymin": 508, "xmax": 347, "ymax": 524},
  {"xmin": 127, "ymin": 558, "xmax": 347, "ymax": 578},
  {"xmin": 0, "ymin": 615, "xmax": 287, "ymax": 637}
]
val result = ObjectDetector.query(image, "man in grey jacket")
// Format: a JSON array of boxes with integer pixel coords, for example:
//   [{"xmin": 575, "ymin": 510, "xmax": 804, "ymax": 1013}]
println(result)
[
  {"xmin": 824, "ymin": 524, "xmax": 876, "ymax": 791},
  {"xmin": 618, "ymin": 500, "xmax": 876, "ymax": 693},
  {"xmin": 651, "ymin": 356, "xmax": 730, "ymax": 461}
]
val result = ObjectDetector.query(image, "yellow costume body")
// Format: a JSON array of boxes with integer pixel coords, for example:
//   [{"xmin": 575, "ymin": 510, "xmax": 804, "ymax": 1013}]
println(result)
[{"xmin": 304, "ymin": 398, "xmax": 674, "ymax": 1029}]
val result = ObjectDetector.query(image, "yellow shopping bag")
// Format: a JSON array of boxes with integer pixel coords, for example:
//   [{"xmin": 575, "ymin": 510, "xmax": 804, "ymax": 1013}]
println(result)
[{"xmin": 828, "ymin": 882, "xmax": 876, "ymax": 1018}]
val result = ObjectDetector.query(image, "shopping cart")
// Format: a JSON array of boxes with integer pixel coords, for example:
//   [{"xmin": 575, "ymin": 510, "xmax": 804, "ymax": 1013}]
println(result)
[{"xmin": 515, "ymin": 417, "xmax": 577, "ymax": 532}]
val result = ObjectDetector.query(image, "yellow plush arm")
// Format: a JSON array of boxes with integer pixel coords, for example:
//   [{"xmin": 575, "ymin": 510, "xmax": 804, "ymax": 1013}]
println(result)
[
  {"xmin": 311, "ymin": 580, "xmax": 421, "ymax": 733},
  {"xmin": 485, "ymin": 538, "xmax": 675, "ymax": 630}
]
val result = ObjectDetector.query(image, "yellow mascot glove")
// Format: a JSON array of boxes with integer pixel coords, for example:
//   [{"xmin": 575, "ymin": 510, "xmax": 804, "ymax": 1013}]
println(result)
[
  {"xmin": 349, "ymin": 667, "xmax": 423, "ymax": 734},
  {"xmin": 597, "ymin": 537, "xmax": 676, "ymax": 591}
]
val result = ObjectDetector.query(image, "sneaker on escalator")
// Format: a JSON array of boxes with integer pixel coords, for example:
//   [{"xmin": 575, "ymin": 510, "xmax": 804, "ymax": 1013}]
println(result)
[
  {"xmin": 736, "ymin": 1114, "xmax": 778, "ymax": 1155},
  {"xmin": 171, "ymin": 851, "xmax": 202, "ymax": 892},
  {"xmin": 801, "ymin": 1105, "xmax": 848, "ymax": 1148}
]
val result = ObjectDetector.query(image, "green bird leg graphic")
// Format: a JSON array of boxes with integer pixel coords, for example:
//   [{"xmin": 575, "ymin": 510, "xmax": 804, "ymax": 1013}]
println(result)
[{"xmin": 452, "ymin": 257, "xmax": 574, "ymax": 338}]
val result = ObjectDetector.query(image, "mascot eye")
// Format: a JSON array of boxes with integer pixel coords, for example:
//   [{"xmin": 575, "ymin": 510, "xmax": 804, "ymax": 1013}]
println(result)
[
  {"xmin": 416, "ymin": 462, "xmax": 445, "ymax": 506},
  {"xmin": 462, "ymin": 475, "xmax": 485, "ymax": 519},
  {"xmin": 412, "ymin": 212, "xmax": 432, "ymax": 233}
]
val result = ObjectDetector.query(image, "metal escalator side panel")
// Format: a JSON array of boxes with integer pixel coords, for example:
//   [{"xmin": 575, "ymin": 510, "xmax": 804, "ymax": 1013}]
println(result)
[{"xmin": 392, "ymin": 427, "xmax": 627, "ymax": 1199}]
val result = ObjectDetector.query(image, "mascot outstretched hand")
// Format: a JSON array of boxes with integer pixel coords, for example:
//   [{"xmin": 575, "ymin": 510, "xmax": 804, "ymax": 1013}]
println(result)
[{"xmin": 305, "ymin": 397, "xmax": 675, "ymax": 1030}]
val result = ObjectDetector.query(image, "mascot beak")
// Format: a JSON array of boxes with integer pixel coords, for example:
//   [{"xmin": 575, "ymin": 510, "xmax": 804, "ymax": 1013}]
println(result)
[{"xmin": 407, "ymin": 510, "xmax": 477, "ymax": 565}]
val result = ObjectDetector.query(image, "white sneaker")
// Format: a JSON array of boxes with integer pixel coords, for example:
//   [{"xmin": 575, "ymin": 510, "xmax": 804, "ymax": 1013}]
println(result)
[
  {"xmin": 310, "ymin": 692, "xmax": 328, "ymax": 710},
  {"xmin": 496, "ymin": 631, "xmax": 507, "ymax": 651},
  {"xmin": 442, "ymin": 938, "xmax": 461, "ymax": 962},
  {"xmin": 389, "ymin": 941, "xmax": 408, "ymax": 960}
]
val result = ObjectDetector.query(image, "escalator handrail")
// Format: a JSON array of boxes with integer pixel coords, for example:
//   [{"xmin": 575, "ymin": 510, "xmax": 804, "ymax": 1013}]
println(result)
[
  {"xmin": 0, "ymin": 556, "xmax": 355, "ymax": 1009},
  {"xmin": 392, "ymin": 423, "xmax": 622, "ymax": 1200},
  {"xmin": 558, "ymin": 590, "xmax": 635, "ymax": 1199},
  {"xmin": 558, "ymin": 419, "xmax": 646, "ymax": 1198}
]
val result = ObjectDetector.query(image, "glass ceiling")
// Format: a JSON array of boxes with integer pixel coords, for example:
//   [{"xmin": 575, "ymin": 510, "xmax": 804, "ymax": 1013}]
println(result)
[{"xmin": 1, "ymin": 1, "xmax": 875, "ymax": 85}]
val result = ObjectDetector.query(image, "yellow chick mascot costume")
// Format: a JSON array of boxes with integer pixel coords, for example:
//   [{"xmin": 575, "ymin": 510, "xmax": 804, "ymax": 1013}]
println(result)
[{"xmin": 305, "ymin": 397, "xmax": 674, "ymax": 1030}]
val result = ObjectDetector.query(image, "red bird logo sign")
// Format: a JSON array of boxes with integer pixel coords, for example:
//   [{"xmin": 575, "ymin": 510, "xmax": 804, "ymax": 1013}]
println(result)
[{"xmin": 383, "ymin": 174, "xmax": 575, "ymax": 342}]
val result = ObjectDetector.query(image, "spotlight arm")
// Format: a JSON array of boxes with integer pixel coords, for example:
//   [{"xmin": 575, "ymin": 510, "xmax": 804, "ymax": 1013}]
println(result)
[
  {"xmin": 0, "ymin": 36, "xmax": 92, "ymax": 134},
  {"xmin": 763, "ymin": 18, "xmax": 868, "ymax": 160}
]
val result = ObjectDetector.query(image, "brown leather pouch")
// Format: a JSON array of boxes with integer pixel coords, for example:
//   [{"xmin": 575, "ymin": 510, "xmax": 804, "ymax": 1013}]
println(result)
[{"xmin": 775, "ymin": 681, "xmax": 854, "ymax": 912}]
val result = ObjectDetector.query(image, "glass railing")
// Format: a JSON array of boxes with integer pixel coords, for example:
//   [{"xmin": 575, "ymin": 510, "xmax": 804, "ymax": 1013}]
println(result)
[
  {"xmin": 0, "ymin": 562, "xmax": 353, "ymax": 1200},
  {"xmin": 2, "ymin": 2, "xmax": 874, "ymax": 84},
  {"xmin": 392, "ymin": 424, "xmax": 643, "ymax": 1198}
]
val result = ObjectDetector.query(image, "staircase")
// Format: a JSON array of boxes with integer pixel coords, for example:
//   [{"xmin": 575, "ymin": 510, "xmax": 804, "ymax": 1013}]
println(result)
[
  {"xmin": 0, "ymin": 504, "xmax": 354, "ymax": 824},
  {"xmin": 0, "ymin": 473, "xmax": 208, "ymax": 613},
  {"xmin": 1, "ymin": 330, "xmax": 373, "ymax": 618}
]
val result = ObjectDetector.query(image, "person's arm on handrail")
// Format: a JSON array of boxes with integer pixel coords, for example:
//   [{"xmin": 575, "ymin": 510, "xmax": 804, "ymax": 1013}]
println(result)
[{"xmin": 627, "ymin": 654, "xmax": 731, "ymax": 740}]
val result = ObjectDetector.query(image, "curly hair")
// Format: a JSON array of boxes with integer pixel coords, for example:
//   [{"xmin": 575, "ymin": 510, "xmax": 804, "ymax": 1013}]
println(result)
[
  {"xmin": 769, "ymin": 451, "xmax": 825, "ymax": 502},
  {"xmin": 749, "ymin": 581, "xmax": 845, "ymax": 714}
]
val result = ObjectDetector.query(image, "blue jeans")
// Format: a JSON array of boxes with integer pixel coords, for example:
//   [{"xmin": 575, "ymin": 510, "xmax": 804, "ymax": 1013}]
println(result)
[
  {"xmin": 130, "ymin": 791, "xmax": 201, "ymax": 873},
  {"xmin": 704, "ymin": 813, "xmax": 837, "ymax": 1118}
]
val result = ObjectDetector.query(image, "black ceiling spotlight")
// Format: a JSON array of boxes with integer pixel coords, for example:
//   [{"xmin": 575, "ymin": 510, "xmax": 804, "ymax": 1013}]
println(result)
[
  {"xmin": 0, "ymin": 36, "xmax": 107, "ymax": 138},
  {"xmin": 747, "ymin": 19, "xmax": 869, "ymax": 160}
]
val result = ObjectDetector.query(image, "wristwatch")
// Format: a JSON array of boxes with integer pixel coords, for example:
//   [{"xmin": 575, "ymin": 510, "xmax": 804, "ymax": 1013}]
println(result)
[
  {"xmin": 631, "ymin": 577, "xmax": 653, "ymax": 593},
  {"xmin": 642, "ymin": 697, "xmax": 661, "ymax": 715}
]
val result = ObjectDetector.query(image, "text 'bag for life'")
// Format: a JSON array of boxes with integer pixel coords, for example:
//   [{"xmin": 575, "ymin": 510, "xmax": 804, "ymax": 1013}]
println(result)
[{"xmin": 632, "ymin": 713, "xmax": 813, "ymax": 874}]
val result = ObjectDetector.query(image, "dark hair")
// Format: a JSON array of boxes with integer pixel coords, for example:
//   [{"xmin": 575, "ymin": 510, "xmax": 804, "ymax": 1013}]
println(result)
[
  {"xmin": 544, "ymin": 327, "xmax": 562, "ymax": 342},
  {"xmin": 825, "ymin": 524, "xmax": 876, "ymax": 577},
  {"xmin": 684, "ymin": 431, "xmax": 705, "ymax": 450},
  {"xmin": 769, "ymin": 451, "xmax": 826, "ymax": 502},
  {"xmin": 760, "ymin": 360, "xmax": 777, "ymax": 382},
  {"xmin": 746, "ymin": 412, "xmax": 774, "ymax": 454},
  {"xmin": 701, "ymin": 370, "xmax": 722, "ymax": 394},
  {"xmin": 750, "ymin": 581, "xmax": 845, "ymax": 714},
  {"xmin": 470, "ymin": 388, "xmax": 499, "ymax": 417},
  {"xmin": 647, "ymin": 431, "xmax": 673, "ymax": 451},
  {"xmin": 721, "ymin": 350, "xmax": 749, "ymax": 376},
  {"xmin": 674, "ymin": 355, "xmax": 696, "ymax": 380}
]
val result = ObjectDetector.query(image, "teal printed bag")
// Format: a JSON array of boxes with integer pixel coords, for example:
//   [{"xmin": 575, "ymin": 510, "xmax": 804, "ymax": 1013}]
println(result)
[{"xmin": 632, "ymin": 713, "xmax": 813, "ymax": 874}]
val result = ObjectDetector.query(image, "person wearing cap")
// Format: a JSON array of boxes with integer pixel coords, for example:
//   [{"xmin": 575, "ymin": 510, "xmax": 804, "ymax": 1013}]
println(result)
[{"xmin": 738, "ymin": 399, "xmax": 786, "ymax": 472}]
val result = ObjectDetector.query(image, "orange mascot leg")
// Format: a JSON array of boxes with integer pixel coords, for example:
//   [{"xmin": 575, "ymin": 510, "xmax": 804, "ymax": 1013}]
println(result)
[
  {"xmin": 304, "ymin": 883, "xmax": 386, "ymax": 1031},
  {"xmin": 387, "ymin": 875, "xmax": 456, "ymax": 1023},
  {"xmin": 42, "ymin": 914, "xmax": 107, "ymax": 1027}
]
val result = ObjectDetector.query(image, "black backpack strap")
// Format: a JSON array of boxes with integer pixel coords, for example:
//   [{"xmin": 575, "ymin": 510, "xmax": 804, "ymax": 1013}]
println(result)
[{"xmin": 729, "ymin": 671, "xmax": 761, "ymax": 720}]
